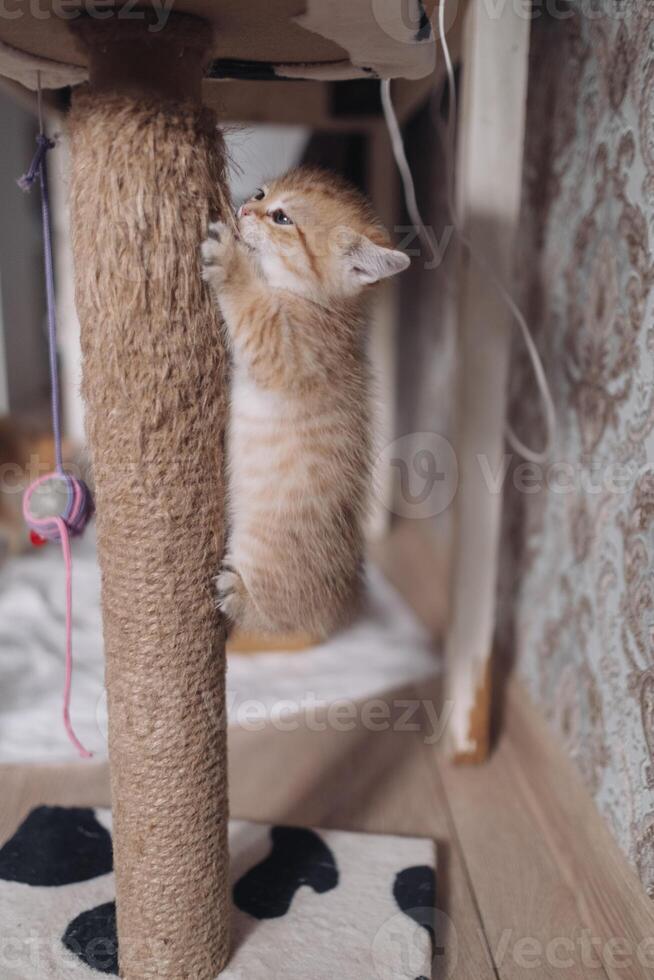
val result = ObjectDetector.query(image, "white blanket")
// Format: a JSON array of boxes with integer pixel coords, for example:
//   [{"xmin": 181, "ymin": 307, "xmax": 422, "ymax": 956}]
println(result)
[{"xmin": 0, "ymin": 529, "xmax": 439, "ymax": 762}]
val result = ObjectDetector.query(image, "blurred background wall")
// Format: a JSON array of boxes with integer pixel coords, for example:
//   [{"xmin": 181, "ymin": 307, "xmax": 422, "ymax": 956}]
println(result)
[{"xmin": 499, "ymin": 4, "xmax": 654, "ymax": 897}]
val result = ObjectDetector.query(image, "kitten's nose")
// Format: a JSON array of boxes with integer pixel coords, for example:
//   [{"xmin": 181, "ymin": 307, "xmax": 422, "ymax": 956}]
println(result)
[{"xmin": 239, "ymin": 205, "xmax": 251, "ymax": 217}]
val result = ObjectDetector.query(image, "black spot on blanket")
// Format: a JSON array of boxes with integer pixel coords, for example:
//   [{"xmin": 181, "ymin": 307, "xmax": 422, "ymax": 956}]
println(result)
[
  {"xmin": 394, "ymin": 864, "xmax": 438, "ymax": 949},
  {"xmin": 62, "ymin": 902, "xmax": 118, "ymax": 975},
  {"xmin": 394, "ymin": 863, "xmax": 436, "ymax": 924},
  {"xmin": 234, "ymin": 826, "xmax": 338, "ymax": 919},
  {"xmin": 0, "ymin": 807, "xmax": 112, "ymax": 886}
]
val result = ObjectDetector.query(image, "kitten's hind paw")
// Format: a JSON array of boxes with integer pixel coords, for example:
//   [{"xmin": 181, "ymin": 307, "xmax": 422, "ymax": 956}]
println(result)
[{"xmin": 215, "ymin": 565, "xmax": 246, "ymax": 624}]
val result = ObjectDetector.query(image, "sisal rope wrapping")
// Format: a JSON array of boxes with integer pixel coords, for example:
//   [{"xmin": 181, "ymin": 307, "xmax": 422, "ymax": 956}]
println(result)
[{"xmin": 67, "ymin": 34, "xmax": 232, "ymax": 976}]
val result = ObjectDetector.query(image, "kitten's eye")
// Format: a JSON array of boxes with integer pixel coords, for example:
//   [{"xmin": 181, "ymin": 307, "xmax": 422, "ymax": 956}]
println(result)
[
  {"xmin": 252, "ymin": 188, "xmax": 265, "ymax": 201},
  {"xmin": 271, "ymin": 209, "xmax": 293, "ymax": 226}
]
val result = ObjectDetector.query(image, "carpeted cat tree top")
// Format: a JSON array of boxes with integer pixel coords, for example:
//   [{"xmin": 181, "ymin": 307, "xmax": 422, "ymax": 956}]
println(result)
[
  {"xmin": 0, "ymin": 4, "xmax": 451, "ymax": 978},
  {"xmin": 0, "ymin": 0, "xmax": 441, "ymax": 89},
  {"xmin": 0, "ymin": 0, "xmax": 463, "ymax": 129}
]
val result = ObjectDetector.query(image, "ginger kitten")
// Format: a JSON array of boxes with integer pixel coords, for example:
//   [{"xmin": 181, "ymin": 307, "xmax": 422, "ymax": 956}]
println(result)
[{"xmin": 201, "ymin": 167, "xmax": 410, "ymax": 638}]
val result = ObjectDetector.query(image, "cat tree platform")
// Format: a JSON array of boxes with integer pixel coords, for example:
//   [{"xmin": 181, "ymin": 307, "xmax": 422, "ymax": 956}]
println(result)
[
  {"xmin": 0, "ymin": 806, "xmax": 437, "ymax": 979},
  {"xmin": 0, "ymin": 0, "xmax": 469, "ymax": 131}
]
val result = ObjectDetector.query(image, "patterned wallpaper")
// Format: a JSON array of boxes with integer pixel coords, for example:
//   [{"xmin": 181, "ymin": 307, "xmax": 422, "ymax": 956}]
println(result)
[{"xmin": 500, "ymin": 1, "xmax": 654, "ymax": 896}]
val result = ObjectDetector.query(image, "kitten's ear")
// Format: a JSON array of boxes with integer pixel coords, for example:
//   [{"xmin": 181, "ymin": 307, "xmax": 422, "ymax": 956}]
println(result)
[{"xmin": 346, "ymin": 234, "xmax": 410, "ymax": 285}]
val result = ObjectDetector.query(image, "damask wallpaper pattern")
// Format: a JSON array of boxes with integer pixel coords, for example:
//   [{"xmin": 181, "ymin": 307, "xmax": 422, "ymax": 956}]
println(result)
[{"xmin": 501, "ymin": 1, "xmax": 654, "ymax": 895}]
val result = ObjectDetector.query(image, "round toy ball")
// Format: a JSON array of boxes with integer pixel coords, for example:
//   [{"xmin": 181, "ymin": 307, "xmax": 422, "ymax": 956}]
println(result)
[
  {"xmin": 23, "ymin": 471, "xmax": 94, "ymax": 542},
  {"xmin": 28, "ymin": 476, "xmax": 70, "ymax": 520}
]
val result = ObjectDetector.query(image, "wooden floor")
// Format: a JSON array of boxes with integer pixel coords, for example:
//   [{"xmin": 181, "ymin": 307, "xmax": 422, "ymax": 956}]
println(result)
[{"xmin": 1, "ymin": 524, "xmax": 653, "ymax": 978}]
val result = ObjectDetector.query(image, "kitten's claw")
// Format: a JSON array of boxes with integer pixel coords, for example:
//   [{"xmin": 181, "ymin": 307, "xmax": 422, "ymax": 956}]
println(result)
[
  {"xmin": 215, "ymin": 566, "xmax": 245, "ymax": 622},
  {"xmin": 208, "ymin": 220, "xmax": 230, "ymax": 242},
  {"xmin": 201, "ymin": 237, "xmax": 221, "ymax": 267},
  {"xmin": 201, "ymin": 222, "xmax": 237, "ymax": 283}
]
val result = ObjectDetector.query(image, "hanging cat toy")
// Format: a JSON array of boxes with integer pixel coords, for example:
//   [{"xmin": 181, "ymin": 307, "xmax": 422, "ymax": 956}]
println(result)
[{"xmin": 19, "ymin": 77, "xmax": 94, "ymax": 758}]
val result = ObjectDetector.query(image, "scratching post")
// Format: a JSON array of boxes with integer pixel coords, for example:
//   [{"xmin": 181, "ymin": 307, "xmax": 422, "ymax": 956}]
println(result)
[{"xmin": 68, "ymin": 17, "xmax": 231, "ymax": 978}]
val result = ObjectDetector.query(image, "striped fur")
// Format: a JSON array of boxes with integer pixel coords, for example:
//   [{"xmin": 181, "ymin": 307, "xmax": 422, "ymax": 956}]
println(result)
[{"xmin": 201, "ymin": 167, "xmax": 409, "ymax": 636}]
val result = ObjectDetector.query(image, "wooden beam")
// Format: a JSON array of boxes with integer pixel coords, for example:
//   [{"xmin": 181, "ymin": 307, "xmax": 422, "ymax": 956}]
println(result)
[{"xmin": 444, "ymin": 0, "xmax": 531, "ymax": 762}]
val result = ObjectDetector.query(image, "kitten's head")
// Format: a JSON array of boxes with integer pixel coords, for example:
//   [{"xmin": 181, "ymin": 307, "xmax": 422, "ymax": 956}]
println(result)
[{"xmin": 236, "ymin": 167, "xmax": 410, "ymax": 301}]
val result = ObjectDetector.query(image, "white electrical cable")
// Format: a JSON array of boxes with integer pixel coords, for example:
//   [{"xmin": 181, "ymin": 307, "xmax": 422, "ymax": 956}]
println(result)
[
  {"xmin": 381, "ymin": 3, "xmax": 556, "ymax": 465},
  {"xmin": 380, "ymin": 79, "xmax": 434, "ymax": 262}
]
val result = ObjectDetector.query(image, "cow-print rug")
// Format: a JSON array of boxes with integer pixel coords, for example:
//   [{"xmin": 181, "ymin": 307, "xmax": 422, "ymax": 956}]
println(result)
[{"xmin": 0, "ymin": 807, "xmax": 437, "ymax": 979}]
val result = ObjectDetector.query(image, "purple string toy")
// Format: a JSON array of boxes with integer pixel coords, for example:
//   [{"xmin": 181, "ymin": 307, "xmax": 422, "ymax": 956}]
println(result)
[{"xmin": 19, "ymin": 76, "xmax": 94, "ymax": 758}]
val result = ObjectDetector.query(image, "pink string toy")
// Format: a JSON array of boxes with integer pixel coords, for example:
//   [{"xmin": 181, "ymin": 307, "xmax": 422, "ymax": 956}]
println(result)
[{"xmin": 19, "ymin": 77, "xmax": 94, "ymax": 759}]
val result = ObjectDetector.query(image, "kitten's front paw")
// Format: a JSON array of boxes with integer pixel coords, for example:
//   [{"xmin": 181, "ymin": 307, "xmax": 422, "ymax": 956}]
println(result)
[
  {"xmin": 201, "ymin": 221, "xmax": 237, "ymax": 285},
  {"xmin": 215, "ymin": 563, "xmax": 246, "ymax": 624}
]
